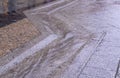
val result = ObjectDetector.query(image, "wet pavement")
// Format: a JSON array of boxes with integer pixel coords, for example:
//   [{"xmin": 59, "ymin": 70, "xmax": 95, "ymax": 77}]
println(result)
[
  {"xmin": 22, "ymin": 0, "xmax": 120, "ymax": 78},
  {"xmin": 1, "ymin": 0, "xmax": 120, "ymax": 78},
  {"xmin": 24, "ymin": 0, "xmax": 120, "ymax": 78}
]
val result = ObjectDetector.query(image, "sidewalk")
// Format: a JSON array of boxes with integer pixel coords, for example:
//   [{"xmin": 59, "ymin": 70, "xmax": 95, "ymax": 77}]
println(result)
[
  {"xmin": 24, "ymin": 0, "xmax": 120, "ymax": 78},
  {"xmin": 1, "ymin": 0, "xmax": 120, "ymax": 78}
]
